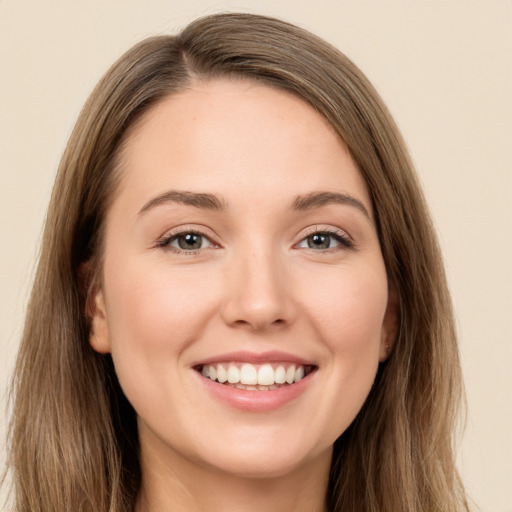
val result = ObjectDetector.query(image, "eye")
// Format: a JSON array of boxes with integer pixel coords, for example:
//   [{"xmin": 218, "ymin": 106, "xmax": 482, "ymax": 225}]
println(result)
[
  {"xmin": 297, "ymin": 230, "xmax": 354, "ymax": 251},
  {"xmin": 162, "ymin": 231, "xmax": 213, "ymax": 252}
]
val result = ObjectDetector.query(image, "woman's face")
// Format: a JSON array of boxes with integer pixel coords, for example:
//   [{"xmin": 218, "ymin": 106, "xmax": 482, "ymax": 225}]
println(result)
[{"xmin": 91, "ymin": 79, "xmax": 395, "ymax": 479}]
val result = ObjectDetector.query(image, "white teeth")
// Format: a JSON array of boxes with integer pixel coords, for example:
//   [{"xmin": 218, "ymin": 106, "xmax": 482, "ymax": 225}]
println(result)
[
  {"xmin": 201, "ymin": 362, "xmax": 311, "ymax": 388},
  {"xmin": 257, "ymin": 364, "xmax": 275, "ymax": 386},
  {"xmin": 234, "ymin": 383, "xmax": 269, "ymax": 391},
  {"xmin": 227, "ymin": 365, "xmax": 240, "ymax": 384},
  {"xmin": 285, "ymin": 365, "xmax": 296, "ymax": 384},
  {"xmin": 216, "ymin": 364, "xmax": 228, "ymax": 383},
  {"xmin": 240, "ymin": 364, "xmax": 258, "ymax": 385},
  {"xmin": 274, "ymin": 365, "xmax": 286, "ymax": 384}
]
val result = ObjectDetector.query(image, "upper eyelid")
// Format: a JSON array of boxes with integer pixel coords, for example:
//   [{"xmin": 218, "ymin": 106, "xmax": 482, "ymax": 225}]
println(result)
[
  {"xmin": 157, "ymin": 224, "xmax": 353, "ymax": 248},
  {"xmin": 160, "ymin": 225, "xmax": 218, "ymax": 240},
  {"xmin": 294, "ymin": 225, "xmax": 356, "ymax": 251},
  {"xmin": 298, "ymin": 225, "xmax": 352, "ymax": 241},
  {"xmin": 157, "ymin": 227, "xmax": 220, "ymax": 252}
]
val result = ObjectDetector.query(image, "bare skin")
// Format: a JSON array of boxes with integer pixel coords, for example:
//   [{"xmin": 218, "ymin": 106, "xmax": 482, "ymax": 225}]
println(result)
[
  {"xmin": 90, "ymin": 79, "xmax": 396, "ymax": 511},
  {"xmin": 136, "ymin": 430, "xmax": 330, "ymax": 512}
]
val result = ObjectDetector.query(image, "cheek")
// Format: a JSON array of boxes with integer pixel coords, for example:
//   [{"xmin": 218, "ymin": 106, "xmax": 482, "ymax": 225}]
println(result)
[
  {"xmin": 301, "ymin": 263, "xmax": 388, "ymax": 353},
  {"xmin": 105, "ymin": 255, "xmax": 219, "ymax": 341},
  {"xmin": 101, "ymin": 257, "xmax": 221, "ymax": 402},
  {"xmin": 298, "ymin": 263, "xmax": 388, "ymax": 435}
]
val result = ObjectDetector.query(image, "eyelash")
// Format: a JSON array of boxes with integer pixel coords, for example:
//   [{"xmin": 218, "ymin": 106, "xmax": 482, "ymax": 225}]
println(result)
[
  {"xmin": 296, "ymin": 227, "xmax": 355, "ymax": 252},
  {"xmin": 158, "ymin": 229, "xmax": 216, "ymax": 255},
  {"xmin": 158, "ymin": 227, "xmax": 355, "ymax": 255}
]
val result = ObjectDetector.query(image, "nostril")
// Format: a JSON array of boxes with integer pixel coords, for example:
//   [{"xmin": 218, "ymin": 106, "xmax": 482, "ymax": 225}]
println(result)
[{"xmin": 229, "ymin": 315, "xmax": 288, "ymax": 331}]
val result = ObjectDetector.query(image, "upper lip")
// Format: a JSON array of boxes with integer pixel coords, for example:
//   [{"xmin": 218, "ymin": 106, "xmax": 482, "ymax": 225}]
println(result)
[{"xmin": 191, "ymin": 350, "xmax": 316, "ymax": 367}]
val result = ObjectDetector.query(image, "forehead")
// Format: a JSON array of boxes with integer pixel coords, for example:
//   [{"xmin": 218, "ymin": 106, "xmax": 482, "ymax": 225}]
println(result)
[{"xmin": 113, "ymin": 78, "xmax": 372, "ymax": 215}]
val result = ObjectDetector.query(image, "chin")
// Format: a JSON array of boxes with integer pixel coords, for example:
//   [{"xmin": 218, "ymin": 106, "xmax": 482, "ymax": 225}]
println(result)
[
  {"xmin": 204, "ymin": 453, "xmax": 312, "ymax": 480},
  {"xmin": 195, "ymin": 436, "xmax": 331, "ymax": 480}
]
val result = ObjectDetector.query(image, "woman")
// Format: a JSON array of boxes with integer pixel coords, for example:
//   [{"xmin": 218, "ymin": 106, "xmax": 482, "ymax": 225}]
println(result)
[{"xmin": 6, "ymin": 12, "xmax": 470, "ymax": 512}]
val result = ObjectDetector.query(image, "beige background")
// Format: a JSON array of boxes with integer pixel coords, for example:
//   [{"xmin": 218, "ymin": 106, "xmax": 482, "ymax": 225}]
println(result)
[{"xmin": 1, "ymin": 1, "xmax": 510, "ymax": 510}]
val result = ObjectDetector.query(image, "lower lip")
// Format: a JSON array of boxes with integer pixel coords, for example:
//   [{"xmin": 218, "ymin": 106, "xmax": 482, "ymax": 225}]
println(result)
[{"xmin": 196, "ymin": 371, "xmax": 315, "ymax": 412}]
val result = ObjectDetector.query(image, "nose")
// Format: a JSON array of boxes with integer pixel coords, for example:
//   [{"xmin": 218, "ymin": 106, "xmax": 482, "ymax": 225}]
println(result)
[{"xmin": 220, "ymin": 246, "xmax": 296, "ymax": 332}]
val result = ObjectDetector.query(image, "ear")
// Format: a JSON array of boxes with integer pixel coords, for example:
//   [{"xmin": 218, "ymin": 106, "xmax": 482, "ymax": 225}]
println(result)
[
  {"xmin": 79, "ymin": 261, "xmax": 111, "ymax": 354},
  {"xmin": 89, "ymin": 288, "xmax": 111, "ymax": 354},
  {"xmin": 379, "ymin": 290, "xmax": 398, "ymax": 362}
]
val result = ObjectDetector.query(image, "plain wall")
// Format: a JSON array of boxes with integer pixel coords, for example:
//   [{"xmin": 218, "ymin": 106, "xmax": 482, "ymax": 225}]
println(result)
[{"xmin": 1, "ymin": 1, "xmax": 511, "ymax": 510}]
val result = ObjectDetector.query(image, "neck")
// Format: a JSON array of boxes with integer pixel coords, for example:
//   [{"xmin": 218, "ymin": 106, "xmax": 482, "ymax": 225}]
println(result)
[{"xmin": 135, "ymin": 434, "xmax": 331, "ymax": 512}]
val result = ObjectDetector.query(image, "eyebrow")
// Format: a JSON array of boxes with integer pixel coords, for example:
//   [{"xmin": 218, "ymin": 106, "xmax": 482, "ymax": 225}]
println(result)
[
  {"xmin": 138, "ymin": 189, "xmax": 370, "ymax": 219},
  {"xmin": 291, "ymin": 191, "xmax": 371, "ymax": 218},
  {"xmin": 138, "ymin": 190, "xmax": 226, "ymax": 214}
]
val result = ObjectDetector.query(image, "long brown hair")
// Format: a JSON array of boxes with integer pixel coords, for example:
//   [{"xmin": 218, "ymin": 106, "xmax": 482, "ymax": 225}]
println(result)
[{"xmin": 6, "ymin": 13, "xmax": 469, "ymax": 512}]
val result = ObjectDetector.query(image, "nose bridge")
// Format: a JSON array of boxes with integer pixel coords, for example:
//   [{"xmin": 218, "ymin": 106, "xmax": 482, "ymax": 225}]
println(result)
[{"xmin": 221, "ymin": 240, "xmax": 292, "ymax": 330}]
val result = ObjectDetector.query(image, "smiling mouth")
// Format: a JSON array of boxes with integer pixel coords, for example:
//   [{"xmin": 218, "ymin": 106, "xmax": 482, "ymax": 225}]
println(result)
[{"xmin": 196, "ymin": 362, "xmax": 317, "ymax": 391}]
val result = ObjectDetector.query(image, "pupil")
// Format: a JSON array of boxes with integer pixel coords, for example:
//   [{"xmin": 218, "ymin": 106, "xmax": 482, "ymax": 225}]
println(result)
[
  {"xmin": 308, "ymin": 234, "xmax": 330, "ymax": 249},
  {"xmin": 178, "ymin": 233, "xmax": 202, "ymax": 250}
]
